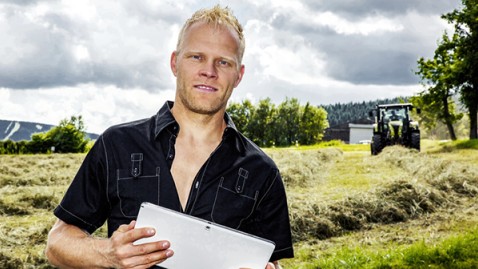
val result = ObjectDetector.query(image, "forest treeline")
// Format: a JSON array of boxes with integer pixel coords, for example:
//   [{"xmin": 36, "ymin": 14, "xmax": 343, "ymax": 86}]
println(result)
[
  {"xmin": 3, "ymin": 97, "xmax": 394, "ymax": 154},
  {"xmin": 321, "ymin": 97, "xmax": 407, "ymax": 127},
  {"xmin": 0, "ymin": 93, "xmax": 472, "ymax": 154}
]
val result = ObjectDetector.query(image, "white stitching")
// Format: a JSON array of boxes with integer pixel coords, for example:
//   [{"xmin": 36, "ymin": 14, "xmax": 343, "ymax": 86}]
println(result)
[{"xmin": 58, "ymin": 204, "xmax": 97, "ymax": 230}]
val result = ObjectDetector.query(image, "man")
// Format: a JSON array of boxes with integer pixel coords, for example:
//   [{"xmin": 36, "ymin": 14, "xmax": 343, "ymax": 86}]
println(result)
[{"xmin": 45, "ymin": 5, "xmax": 293, "ymax": 269}]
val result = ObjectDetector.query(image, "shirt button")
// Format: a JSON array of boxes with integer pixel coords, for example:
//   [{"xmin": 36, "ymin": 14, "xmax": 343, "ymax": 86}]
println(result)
[{"xmin": 168, "ymin": 154, "xmax": 174, "ymax": 159}]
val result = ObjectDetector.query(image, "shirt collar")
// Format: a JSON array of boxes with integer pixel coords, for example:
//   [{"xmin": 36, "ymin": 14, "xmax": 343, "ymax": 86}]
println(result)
[
  {"xmin": 154, "ymin": 101, "xmax": 246, "ymax": 154},
  {"xmin": 224, "ymin": 111, "xmax": 247, "ymax": 155},
  {"xmin": 154, "ymin": 101, "xmax": 177, "ymax": 137}
]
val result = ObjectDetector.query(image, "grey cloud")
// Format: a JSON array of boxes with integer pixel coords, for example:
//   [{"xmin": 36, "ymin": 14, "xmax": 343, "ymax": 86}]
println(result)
[
  {"xmin": 0, "ymin": 0, "xmax": 58, "ymax": 6},
  {"xmin": 89, "ymin": 60, "xmax": 170, "ymax": 90},
  {"xmin": 0, "ymin": 2, "xmax": 171, "ymax": 90},
  {"xmin": 0, "ymin": 0, "xmax": 463, "ymax": 91},
  {"xmin": 325, "ymin": 46, "xmax": 419, "ymax": 85},
  {"xmin": 302, "ymin": 0, "xmax": 461, "ymax": 19},
  {"xmin": 259, "ymin": 0, "xmax": 460, "ymax": 86},
  {"xmin": 312, "ymin": 31, "xmax": 422, "ymax": 85},
  {"xmin": 123, "ymin": 0, "xmax": 185, "ymax": 25}
]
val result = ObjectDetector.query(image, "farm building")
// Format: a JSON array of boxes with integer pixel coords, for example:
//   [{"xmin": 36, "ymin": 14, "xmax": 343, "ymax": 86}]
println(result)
[
  {"xmin": 348, "ymin": 123, "xmax": 373, "ymax": 144},
  {"xmin": 324, "ymin": 120, "xmax": 373, "ymax": 144}
]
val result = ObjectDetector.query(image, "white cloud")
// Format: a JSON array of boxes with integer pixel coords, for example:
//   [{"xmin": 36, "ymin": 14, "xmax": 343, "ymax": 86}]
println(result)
[
  {"xmin": 314, "ymin": 11, "xmax": 404, "ymax": 36},
  {"xmin": 0, "ymin": 0, "xmax": 463, "ymax": 133},
  {"xmin": 73, "ymin": 44, "xmax": 91, "ymax": 62},
  {"xmin": 1, "ymin": 85, "xmax": 175, "ymax": 133},
  {"xmin": 244, "ymin": 19, "xmax": 328, "ymax": 85}
]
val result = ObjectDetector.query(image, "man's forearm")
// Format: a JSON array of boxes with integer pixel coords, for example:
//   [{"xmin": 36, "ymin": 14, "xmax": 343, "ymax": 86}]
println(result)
[{"xmin": 45, "ymin": 220, "xmax": 111, "ymax": 268}]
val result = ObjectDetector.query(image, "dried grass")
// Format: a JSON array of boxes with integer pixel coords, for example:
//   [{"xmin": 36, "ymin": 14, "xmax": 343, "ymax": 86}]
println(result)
[
  {"xmin": 286, "ymin": 145, "xmax": 478, "ymax": 242},
  {"xmin": 0, "ymin": 144, "xmax": 477, "ymax": 266},
  {"xmin": 269, "ymin": 148, "xmax": 343, "ymax": 187}
]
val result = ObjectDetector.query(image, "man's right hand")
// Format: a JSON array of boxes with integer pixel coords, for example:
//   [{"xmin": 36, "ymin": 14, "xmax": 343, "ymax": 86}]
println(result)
[
  {"xmin": 46, "ymin": 219, "xmax": 174, "ymax": 269},
  {"xmin": 105, "ymin": 220, "xmax": 174, "ymax": 268}
]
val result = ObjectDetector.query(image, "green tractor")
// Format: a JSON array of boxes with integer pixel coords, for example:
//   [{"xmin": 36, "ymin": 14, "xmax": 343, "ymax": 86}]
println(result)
[{"xmin": 369, "ymin": 103, "xmax": 421, "ymax": 155}]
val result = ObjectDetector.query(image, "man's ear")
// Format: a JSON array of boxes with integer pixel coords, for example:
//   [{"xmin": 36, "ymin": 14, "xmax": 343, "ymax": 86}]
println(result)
[
  {"xmin": 170, "ymin": 51, "xmax": 178, "ymax": 76},
  {"xmin": 234, "ymin": 64, "xmax": 245, "ymax": 88}
]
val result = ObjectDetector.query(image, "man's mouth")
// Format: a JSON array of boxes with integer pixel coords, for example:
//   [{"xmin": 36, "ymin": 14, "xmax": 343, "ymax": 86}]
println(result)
[{"xmin": 195, "ymin": 84, "xmax": 217, "ymax": 92}]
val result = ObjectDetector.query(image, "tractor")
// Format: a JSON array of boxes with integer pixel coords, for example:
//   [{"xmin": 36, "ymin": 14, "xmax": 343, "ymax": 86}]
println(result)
[{"xmin": 369, "ymin": 103, "xmax": 421, "ymax": 155}]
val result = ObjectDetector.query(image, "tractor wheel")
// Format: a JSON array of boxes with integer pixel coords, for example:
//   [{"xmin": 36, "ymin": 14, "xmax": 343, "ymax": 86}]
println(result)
[
  {"xmin": 411, "ymin": 132, "xmax": 420, "ymax": 151},
  {"xmin": 371, "ymin": 134, "xmax": 383, "ymax": 155}
]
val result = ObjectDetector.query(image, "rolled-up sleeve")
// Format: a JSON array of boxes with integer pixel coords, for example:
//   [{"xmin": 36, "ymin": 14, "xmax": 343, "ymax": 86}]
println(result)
[{"xmin": 54, "ymin": 136, "xmax": 110, "ymax": 234}]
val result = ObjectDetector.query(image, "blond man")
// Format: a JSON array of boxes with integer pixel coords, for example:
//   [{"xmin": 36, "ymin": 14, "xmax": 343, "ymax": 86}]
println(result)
[{"xmin": 46, "ymin": 5, "xmax": 293, "ymax": 268}]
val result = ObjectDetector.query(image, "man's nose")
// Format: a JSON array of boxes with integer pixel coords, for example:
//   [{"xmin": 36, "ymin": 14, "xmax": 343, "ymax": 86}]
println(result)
[{"xmin": 199, "ymin": 61, "xmax": 218, "ymax": 78}]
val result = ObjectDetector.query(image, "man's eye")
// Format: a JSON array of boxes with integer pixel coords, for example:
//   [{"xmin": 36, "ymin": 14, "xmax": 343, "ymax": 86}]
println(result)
[
  {"xmin": 191, "ymin": 55, "xmax": 202, "ymax": 60},
  {"xmin": 218, "ymin": 60, "xmax": 231, "ymax": 66}
]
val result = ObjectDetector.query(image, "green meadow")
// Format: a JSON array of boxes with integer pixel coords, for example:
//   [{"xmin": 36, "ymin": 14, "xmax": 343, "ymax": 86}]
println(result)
[{"xmin": 1, "ymin": 139, "xmax": 477, "ymax": 268}]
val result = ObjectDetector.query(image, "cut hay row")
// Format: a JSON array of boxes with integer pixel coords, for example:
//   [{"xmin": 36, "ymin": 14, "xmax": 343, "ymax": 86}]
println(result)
[
  {"xmin": 280, "ymin": 146, "xmax": 478, "ymax": 242},
  {"xmin": 0, "ymin": 145, "xmax": 477, "ymax": 267}
]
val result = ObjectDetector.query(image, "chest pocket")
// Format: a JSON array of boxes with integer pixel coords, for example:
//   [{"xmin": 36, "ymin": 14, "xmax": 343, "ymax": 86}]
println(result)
[
  {"xmin": 116, "ymin": 153, "xmax": 161, "ymax": 217},
  {"xmin": 211, "ymin": 168, "xmax": 259, "ymax": 229}
]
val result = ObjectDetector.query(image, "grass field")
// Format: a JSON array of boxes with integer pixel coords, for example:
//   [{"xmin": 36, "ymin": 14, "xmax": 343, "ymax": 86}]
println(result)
[{"xmin": 0, "ymin": 139, "xmax": 477, "ymax": 268}]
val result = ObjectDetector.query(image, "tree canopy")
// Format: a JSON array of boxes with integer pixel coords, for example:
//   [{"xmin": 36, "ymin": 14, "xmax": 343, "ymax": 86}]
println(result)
[
  {"xmin": 415, "ymin": 0, "xmax": 478, "ymax": 139},
  {"xmin": 227, "ymin": 98, "xmax": 328, "ymax": 147}
]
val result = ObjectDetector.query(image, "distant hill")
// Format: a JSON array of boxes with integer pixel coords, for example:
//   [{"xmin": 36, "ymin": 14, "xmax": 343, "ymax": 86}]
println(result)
[{"xmin": 0, "ymin": 119, "xmax": 99, "ymax": 141}]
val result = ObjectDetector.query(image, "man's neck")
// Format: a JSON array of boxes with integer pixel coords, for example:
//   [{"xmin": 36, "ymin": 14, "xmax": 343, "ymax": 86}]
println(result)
[{"xmin": 170, "ymin": 104, "xmax": 226, "ymax": 144}]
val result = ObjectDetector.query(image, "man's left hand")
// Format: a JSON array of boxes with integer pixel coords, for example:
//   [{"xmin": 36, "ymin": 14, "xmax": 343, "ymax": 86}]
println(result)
[{"xmin": 241, "ymin": 261, "xmax": 279, "ymax": 269}]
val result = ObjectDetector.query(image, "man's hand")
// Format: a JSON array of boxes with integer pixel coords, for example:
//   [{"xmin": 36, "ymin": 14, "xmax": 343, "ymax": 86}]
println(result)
[
  {"xmin": 241, "ymin": 261, "xmax": 279, "ymax": 269},
  {"xmin": 266, "ymin": 261, "xmax": 282, "ymax": 269},
  {"xmin": 46, "ymin": 219, "xmax": 174, "ymax": 269},
  {"xmin": 104, "ymin": 220, "xmax": 174, "ymax": 268}
]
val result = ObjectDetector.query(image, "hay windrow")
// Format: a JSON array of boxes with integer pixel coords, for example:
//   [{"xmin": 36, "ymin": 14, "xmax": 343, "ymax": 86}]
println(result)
[
  {"xmin": 0, "ymin": 144, "xmax": 477, "ymax": 267},
  {"xmin": 287, "ymin": 146, "xmax": 478, "ymax": 242},
  {"xmin": 0, "ymin": 200, "xmax": 30, "ymax": 216},
  {"xmin": 270, "ymin": 148, "xmax": 343, "ymax": 187},
  {"xmin": 0, "ymin": 252, "xmax": 22, "ymax": 269}
]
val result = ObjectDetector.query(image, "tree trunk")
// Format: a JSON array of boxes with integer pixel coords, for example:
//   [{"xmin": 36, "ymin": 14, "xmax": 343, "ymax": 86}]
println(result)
[
  {"xmin": 469, "ymin": 104, "xmax": 478, "ymax": 139},
  {"xmin": 445, "ymin": 119, "xmax": 457, "ymax": 140},
  {"xmin": 442, "ymin": 96, "xmax": 457, "ymax": 140},
  {"xmin": 469, "ymin": 80, "xmax": 478, "ymax": 139}
]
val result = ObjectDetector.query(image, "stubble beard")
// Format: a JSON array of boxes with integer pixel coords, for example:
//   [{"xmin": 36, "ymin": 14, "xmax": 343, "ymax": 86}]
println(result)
[{"xmin": 176, "ymin": 83, "xmax": 227, "ymax": 116}]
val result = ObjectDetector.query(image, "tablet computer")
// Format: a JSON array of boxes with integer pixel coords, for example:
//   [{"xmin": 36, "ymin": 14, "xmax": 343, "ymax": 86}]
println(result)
[{"xmin": 134, "ymin": 202, "xmax": 275, "ymax": 269}]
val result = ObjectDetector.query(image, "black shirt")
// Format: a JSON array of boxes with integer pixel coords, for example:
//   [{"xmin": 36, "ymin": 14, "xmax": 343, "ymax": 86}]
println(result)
[{"xmin": 54, "ymin": 101, "xmax": 294, "ymax": 261}]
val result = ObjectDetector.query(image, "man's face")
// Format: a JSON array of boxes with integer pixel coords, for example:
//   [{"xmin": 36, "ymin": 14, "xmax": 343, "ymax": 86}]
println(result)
[{"xmin": 170, "ymin": 22, "xmax": 245, "ymax": 116}]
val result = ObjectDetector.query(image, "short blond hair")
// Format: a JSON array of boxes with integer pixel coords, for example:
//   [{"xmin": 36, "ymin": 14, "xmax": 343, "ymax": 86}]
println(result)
[{"xmin": 176, "ymin": 5, "xmax": 245, "ymax": 64}]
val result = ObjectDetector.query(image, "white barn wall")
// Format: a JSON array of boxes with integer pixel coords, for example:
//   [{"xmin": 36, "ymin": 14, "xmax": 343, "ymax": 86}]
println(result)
[{"xmin": 349, "ymin": 123, "xmax": 373, "ymax": 144}]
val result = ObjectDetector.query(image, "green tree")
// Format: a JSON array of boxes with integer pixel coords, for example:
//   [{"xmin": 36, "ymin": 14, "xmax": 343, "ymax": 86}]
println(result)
[
  {"xmin": 298, "ymin": 102, "xmax": 329, "ymax": 145},
  {"xmin": 29, "ymin": 132, "xmax": 53, "ymax": 153},
  {"xmin": 226, "ymin": 99, "xmax": 254, "ymax": 137},
  {"xmin": 440, "ymin": 0, "xmax": 478, "ymax": 139},
  {"xmin": 248, "ymin": 98, "xmax": 276, "ymax": 147},
  {"xmin": 415, "ymin": 33, "xmax": 463, "ymax": 140},
  {"xmin": 2, "ymin": 140, "xmax": 17, "ymax": 154},
  {"xmin": 29, "ymin": 116, "xmax": 89, "ymax": 153},
  {"xmin": 51, "ymin": 116, "xmax": 89, "ymax": 153},
  {"xmin": 274, "ymin": 98, "xmax": 301, "ymax": 146},
  {"xmin": 227, "ymin": 97, "xmax": 329, "ymax": 147}
]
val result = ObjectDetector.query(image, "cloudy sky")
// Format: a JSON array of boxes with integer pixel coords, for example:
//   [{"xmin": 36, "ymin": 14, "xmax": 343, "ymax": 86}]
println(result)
[{"xmin": 0, "ymin": 0, "xmax": 462, "ymax": 133}]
